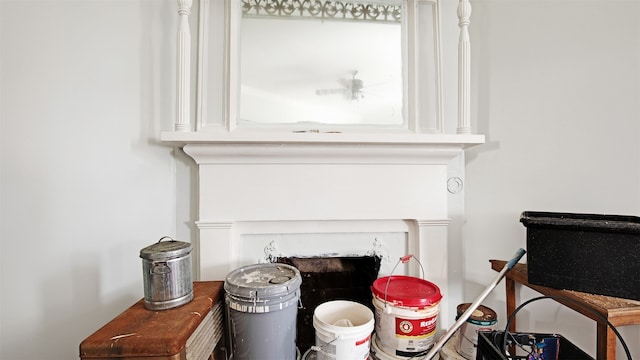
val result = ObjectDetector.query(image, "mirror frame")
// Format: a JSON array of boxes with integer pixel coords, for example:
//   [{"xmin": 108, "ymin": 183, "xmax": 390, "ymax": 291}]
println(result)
[{"xmin": 194, "ymin": 0, "xmax": 454, "ymax": 134}]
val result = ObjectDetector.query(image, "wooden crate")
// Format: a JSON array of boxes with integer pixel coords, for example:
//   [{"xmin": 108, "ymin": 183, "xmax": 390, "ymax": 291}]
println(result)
[{"xmin": 80, "ymin": 281, "xmax": 225, "ymax": 360}]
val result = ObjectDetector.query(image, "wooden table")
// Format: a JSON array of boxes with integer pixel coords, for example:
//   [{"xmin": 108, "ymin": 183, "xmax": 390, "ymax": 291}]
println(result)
[
  {"xmin": 80, "ymin": 281, "xmax": 225, "ymax": 360},
  {"xmin": 491, "ymin": 260, "xmax": 640, "ymax": 360}
]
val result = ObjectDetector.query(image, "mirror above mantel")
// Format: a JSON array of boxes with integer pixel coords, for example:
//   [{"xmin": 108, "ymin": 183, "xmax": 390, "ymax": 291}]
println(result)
[
  {"xmin": 239, "ymin": 1, "xmax": 404, "ymax": 127},
  {"xmin": 161, "ymin": 0, "xmax": 484, "ymax": 146}
]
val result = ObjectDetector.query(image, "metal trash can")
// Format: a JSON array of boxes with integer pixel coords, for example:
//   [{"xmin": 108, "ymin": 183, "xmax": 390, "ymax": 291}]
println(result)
[{"xmin": 140, "ymin": 236, "xmax": 193, "ymax": 310}]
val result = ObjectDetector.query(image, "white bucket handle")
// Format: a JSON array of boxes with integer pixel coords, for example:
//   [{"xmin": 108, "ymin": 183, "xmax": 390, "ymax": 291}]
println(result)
[
  {"xmin": 383, "ymin": 254, "xmax": 425, "ymax": 313},
  {"xmin": 308, "ymin": 336, "xmax": 340, "ymax": 359}
]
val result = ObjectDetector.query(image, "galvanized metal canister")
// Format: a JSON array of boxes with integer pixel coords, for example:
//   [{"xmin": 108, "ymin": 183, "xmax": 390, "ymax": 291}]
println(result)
[{"xmin": 140, "ymin": 236, "xmax": 193, "ymax": 311}]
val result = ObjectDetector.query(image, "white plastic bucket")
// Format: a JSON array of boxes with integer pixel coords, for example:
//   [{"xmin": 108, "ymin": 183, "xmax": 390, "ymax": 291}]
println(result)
[
  {"xmin": 224, "ymin": 263, "xmax": 302, "ymax": 360},
  {"xmin": 454, "ymin": 303, "xmax": 497, "ymax": 360},
  {"xmin": 313, "ymin": 300, "xmax": 374, "ymax": 360},
  {"xmin": 371, "ymin": 276, "xmax": 442, "ymax": 359}
]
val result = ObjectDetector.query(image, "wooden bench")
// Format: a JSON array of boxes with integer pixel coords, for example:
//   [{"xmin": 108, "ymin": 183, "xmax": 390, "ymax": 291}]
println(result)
[{"xmin": 80, "ymin": 281, "xmax": 225, "ymax": 360}]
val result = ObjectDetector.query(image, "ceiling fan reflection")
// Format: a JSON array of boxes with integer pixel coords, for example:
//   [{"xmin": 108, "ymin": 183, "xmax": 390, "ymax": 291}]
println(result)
[{"xmin": 315, "ymin": 71, "xmax": 365, "ymax": 101}]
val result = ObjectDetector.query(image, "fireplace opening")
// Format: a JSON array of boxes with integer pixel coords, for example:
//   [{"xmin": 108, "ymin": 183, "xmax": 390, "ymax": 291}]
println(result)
[{"xmin": 276, "ymin": 255, "xmax": 382, "ymax": 353}]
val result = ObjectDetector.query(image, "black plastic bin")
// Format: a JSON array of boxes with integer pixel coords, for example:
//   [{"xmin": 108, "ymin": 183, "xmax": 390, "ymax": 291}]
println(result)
[
  {"xmin": 476, "ymin": 331, "xmax": 593, "ymax": 360},
  {"xmin": 520, "ymin": 211, "xmax": 640, "ymax": 300}
]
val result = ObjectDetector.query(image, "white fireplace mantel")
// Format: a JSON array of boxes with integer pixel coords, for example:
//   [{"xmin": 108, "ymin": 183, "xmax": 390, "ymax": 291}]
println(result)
[
  {"xmin": 161, "ymin": 133, "xmax": 483, "ymax": 329},
  {"xmin": 160, "ymin": 131, "xmax": 485, "ymax": 148}
]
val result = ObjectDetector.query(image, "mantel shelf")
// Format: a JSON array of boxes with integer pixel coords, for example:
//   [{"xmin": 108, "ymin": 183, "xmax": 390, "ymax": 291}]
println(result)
[{"xmin": 160, "ymin": 130, "xmax": 485, "ymax": 148}]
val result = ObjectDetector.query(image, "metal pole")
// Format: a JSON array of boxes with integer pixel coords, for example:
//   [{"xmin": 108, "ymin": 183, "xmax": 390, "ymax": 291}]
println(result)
[{"xmin": 422, "ymin": 248, "xmax": 526, "ymax": 360}]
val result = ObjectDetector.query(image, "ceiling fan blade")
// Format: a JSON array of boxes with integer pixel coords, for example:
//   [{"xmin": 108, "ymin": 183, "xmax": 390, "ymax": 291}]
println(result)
[{"xmin": 315, "ymin": 88, "xmax": 347, "ymax": 96}]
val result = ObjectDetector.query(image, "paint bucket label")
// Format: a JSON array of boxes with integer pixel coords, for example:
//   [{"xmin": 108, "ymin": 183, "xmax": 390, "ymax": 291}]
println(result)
[
  {"xmin": 454, "ymin": 303, "xmax": 497, "ymax": 360},
  {"xmin": 371, "ymin": 276, "xmax": 442, "ymax": 358},
  {"xmin": 395, "ymin": 315, "xmax": 437, "ymax": 337},
  {"xmin": 313, "ymin": 300, "xmax": 374, "ymax": 360}
]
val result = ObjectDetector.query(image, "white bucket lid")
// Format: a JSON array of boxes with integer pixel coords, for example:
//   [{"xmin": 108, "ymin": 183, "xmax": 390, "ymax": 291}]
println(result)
[{"xmin": 225, "ymin": 263, "xmax": 302, "ymax": 299}]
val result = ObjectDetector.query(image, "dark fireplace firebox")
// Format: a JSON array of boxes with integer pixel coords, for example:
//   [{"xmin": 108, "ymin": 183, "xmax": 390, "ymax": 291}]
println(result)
[{"xmin": 276, "ymin": 256, "xmax": 382, "ymax": 353}]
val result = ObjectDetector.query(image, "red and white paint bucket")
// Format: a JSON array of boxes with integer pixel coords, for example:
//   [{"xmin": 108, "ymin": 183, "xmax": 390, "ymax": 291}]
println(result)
[
  {"xmin": 371, "ymin": 276, "xmax": 442, "ymax": 358},
  {"xmin": 370, "ymin": 334, "xmax": 432, "ymax": 360}
]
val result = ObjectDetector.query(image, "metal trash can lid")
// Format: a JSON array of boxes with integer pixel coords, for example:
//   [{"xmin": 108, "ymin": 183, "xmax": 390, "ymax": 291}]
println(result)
[
  {"xmin": 225, "ymin": 263, "xmax": 302, "ymax": 299},
  {"xmin": 140, "ymin": 236, "xmax": 192, "ymax": 261}
]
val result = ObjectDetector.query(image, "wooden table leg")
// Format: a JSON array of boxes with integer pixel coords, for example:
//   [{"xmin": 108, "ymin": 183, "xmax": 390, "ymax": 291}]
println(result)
[
  {"xmin": 596, "ymin": 322, "xmax": 616, "ymax": 360},
  {"xmin": 505, "ymin": 277, "xmax": 516, "ymax": 332},
  {"xmin": 505, "ymin": 277, "xmax": 517, "ymax": 357}
]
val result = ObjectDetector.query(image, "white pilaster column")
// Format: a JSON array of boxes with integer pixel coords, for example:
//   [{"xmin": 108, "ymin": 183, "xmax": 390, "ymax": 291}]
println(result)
[
  {"xmin": 457, "ymin": 0, "xmax": 472, "ymax": 134},
  {"xmin": 175, "ymin": 0, "xmax": 192, "ymax": 132},
  {"xmin": 410, "ymin": 219, "xmax": 451, "ymax": 329},
  {"xmin": 195, "ymin": 221, "xmax": 233, "ymax": 280}
]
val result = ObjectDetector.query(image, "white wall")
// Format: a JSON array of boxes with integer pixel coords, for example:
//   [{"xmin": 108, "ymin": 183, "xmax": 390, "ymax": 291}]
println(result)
[
  {"xmin": 0, "ymin": 1, "xmax": 185, "ymax": 359},
  {"xmin": 0, "ymin": 1, "xmax": 638, "ymax": 359},
  {"xmin": 465, "ymin": 0, "xmax": 640, "ymax": 358}
]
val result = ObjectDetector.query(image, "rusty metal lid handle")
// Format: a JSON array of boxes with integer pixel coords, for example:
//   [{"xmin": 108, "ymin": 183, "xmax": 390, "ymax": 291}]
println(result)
[{"xmin": 157, "ymin": 235, "xmax": 176, "ymax": 243}]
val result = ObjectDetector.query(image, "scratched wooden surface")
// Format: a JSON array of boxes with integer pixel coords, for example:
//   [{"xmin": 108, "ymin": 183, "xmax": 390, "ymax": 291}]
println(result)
[{"xmin": 80, "ymin": 281, "xmax": 224, "ymax": 359}]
